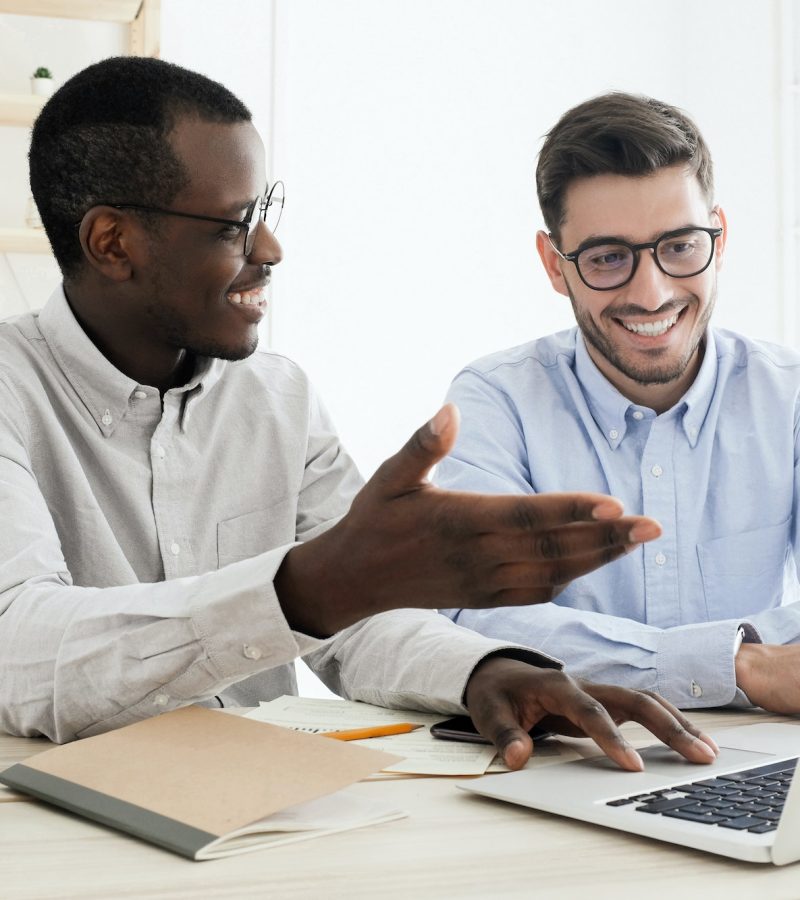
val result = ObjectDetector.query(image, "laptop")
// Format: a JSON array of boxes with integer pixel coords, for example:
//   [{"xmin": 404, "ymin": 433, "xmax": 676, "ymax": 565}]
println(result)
[{"xmin": 458, "ymin": 722, "xmax": 800, "ymax": 865}]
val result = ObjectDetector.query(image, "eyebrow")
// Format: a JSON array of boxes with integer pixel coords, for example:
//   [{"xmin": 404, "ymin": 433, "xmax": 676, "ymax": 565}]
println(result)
[
  {"xmin": 221, "ymin": 199, "xmax": 255, "ymax": 220},
  {"xmin": 572, "ymin": 224, "xmax": 704, "ymax": 249}
]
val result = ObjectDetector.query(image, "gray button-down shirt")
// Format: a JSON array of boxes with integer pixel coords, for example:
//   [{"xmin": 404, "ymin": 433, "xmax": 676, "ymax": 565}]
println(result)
[{"xmin": 0, "ymin": 287, "xmax": 554, "ymax": 742}]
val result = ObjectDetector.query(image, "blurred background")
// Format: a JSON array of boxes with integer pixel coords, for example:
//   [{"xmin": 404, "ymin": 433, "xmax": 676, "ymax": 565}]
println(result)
[{"xmin": 1, "ymin": 0, "xmax": 797, "ymax": 695}]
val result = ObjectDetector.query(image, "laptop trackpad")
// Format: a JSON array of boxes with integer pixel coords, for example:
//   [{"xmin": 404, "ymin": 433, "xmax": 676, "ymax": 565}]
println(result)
[{"xmin": 581, "ymin": 744, "xmax": 775, "ymax": 780}]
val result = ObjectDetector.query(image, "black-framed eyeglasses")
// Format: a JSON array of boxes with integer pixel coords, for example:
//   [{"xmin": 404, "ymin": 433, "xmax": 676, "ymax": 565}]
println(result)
[
  {"xmin": 95, "ymin": 180, "xmax": 284, "ymax": 257},
  {"xmin": 549, "ymin": 225, "xmax": 723, "ymax": 291}
]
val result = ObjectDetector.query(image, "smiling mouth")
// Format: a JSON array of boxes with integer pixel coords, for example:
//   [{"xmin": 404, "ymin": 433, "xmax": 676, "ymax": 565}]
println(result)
[
  {"xmin": 226, "ymin": 282, "xmax": 269, "ymax": 308},
  {"xmin": 619, "ymin": 311, "xmax": 681, "ymax": 337}
]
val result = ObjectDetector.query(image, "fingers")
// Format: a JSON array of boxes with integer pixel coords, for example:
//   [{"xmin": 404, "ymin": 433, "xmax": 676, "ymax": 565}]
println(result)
[
  {"xmin": 457, "ymin": 520, "xmax": 662, "ymax": 607},
  {"xmin": 465, "ymin": 692, "xmax": 536, "ymax": 771},
  {"xmin": 539, "ymin": 680, "xmax": 647, "ymax": 772},
  {"xmin": 467, "ymin": 661, "xmax": 642, "ymax": 771},
  {"xmin": 371, "ymin": 404, "xmax": 462, "ymax": 494},
  {"xmin": 482, "ymin": 518, "xmax": 661, "ymax": 563},
  {"xmin": 618, "ymin": 688, "xmax": 719, "ymax": 761}
]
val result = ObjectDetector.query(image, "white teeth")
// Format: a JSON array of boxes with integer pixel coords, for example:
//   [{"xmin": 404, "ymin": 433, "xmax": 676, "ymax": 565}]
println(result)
[
  {"xmin": 622, "ymin": 313, "xmax": 679, "ymax": 336},
  {"xmin": 227, "ymin": 287, "xmax": 267, "ymax": 307}
]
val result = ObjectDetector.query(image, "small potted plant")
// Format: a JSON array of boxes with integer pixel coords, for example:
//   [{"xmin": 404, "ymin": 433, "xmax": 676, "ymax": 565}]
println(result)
[{"xmin": 30, "ymin": 67, "xmax": 54, "ymax": 97}]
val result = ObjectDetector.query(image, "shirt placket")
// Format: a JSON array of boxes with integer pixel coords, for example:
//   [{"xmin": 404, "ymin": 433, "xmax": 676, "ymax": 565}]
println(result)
[
  {"xmin": 151, "ymin": 392, "xmax": 197, "ymax": 579},
  {"xmin": 640, "ymin": 416, "xmax": 680, "ymax": 628}
]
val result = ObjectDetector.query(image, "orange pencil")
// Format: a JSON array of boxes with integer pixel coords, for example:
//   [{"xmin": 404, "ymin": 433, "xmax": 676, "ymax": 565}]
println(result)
[{"xmin": 322, "ymin": 723, "xmax": 422, "ymax": 741}]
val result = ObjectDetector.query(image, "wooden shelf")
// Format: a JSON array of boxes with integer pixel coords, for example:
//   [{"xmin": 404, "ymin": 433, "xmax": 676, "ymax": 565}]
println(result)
[
  {"xmin": 0, "ymin": 1, "xmax": 142, "ymax": 23},
  {"xmin": 0, "ymin": 228, "xmax": 51, "ymax": 254},
  {"xmin": 0, "ymin": 93, "xmax": 46, "ymax": 127}
]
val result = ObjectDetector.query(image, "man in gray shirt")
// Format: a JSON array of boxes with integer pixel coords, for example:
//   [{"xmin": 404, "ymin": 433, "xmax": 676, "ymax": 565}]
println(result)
[{"xmin": 0, "ymin": 56, "xmax": 717, "ymax": 771}]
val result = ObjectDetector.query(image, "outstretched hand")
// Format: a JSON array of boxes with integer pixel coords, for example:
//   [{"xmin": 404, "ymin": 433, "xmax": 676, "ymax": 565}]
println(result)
[
  {"xmin": 276, "ymin": 404, "xmax": 662, "ymax": 636},
  {"xmin": 465, "ymin": 656, "xmax": 720, "ymax": 771}
]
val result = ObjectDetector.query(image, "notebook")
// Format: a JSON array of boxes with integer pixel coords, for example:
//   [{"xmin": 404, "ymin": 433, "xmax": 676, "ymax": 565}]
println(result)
[
  {"xmin": 0, "ymin": 706, "xmax": 405, "ymax": 860},
  {"xmin": 458, "ymin": 722, "xmax": 800, "ymax": 865}
]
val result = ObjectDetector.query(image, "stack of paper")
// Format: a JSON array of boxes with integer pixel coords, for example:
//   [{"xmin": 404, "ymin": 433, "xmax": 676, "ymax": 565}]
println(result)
[{"xmin": 246, "ymin": 697, "xmax": 498, "ymax": 776}]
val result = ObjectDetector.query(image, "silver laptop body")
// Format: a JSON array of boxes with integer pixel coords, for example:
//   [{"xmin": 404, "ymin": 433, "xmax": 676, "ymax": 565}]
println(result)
[{"xmin": 458, "ymin": 723, "xmax": 800, "ymax": 865}]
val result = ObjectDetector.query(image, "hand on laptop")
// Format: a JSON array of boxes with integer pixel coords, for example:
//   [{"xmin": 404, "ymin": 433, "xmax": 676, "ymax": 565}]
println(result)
[
  {"xmin": 464, "ymin": 656, "xmax": 720, "ymax": 771},
  {"xmin": 735, "ymin": 643, "xmax": 800, "ymax": 714},
  {"xmin": 276, "ymin": 403, "xmax": 662, "ymax": 636}
]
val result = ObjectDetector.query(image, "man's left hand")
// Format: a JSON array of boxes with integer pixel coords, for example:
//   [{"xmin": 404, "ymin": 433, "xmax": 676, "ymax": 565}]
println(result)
[{"xmin": 465, "ymin": 656, "xmax": 720, "ymax": 771}]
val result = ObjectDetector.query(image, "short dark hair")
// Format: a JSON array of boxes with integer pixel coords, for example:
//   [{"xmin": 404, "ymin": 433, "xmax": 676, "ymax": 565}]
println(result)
[
  {"xmin": 536, "ymin": 92, "xmax": 714, "ymax": 241},
  {"xmin": 29, "ymin": 56, "xmax": 252, "ymax": 278}
]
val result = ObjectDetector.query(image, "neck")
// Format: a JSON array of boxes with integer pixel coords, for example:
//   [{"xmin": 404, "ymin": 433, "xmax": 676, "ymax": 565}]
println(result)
[
  {"xmin": 584, "ymin": 341, "xmax": 704, "ymax": 415},
  {"xmin": 63, "ymin": 281, "xmax": 195, "ymax": 394}
]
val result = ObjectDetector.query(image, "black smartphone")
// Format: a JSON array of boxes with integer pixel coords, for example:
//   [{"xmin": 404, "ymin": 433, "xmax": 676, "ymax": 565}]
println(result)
[{"xmin": 430, "ymin": 714, "xmax": 553, "ymax": 744}]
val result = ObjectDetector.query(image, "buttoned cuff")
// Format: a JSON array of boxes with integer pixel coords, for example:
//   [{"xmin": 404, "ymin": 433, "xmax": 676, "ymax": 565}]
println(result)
[{"xmin": 655, "ymin": 620, "xmax": 762, "ymax": 708}]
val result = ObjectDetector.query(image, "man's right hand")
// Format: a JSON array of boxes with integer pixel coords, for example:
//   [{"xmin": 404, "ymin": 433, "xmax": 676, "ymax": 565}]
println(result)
[
  {"xmin": 276, "ymin": 403, "xmax": 662, "ymax": 636},
  {"xmin": 735, "ymin": 643, "xmax": 800, "ymax": 714}
]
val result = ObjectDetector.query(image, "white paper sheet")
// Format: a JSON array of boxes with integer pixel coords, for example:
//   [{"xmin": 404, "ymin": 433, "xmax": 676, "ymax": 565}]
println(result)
[{"xmin": 245, "ymin": 697, "xmax": 497, "ymax": 776}]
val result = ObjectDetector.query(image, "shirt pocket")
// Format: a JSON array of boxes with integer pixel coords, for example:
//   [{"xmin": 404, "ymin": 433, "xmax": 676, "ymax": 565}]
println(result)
[
  {"xmin": 217, "ymin": 498, "xmax": 297, "ymax": 568},
  {"xmin": 696, "ymin": 518, "xmax": 790, "ymax": 620}
]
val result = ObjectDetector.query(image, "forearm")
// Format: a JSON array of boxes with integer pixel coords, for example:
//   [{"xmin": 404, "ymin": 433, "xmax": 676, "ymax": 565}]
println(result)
[
  {"xmin": 0, "ymin": 547, "xmax": 324, "ymax": 742},
  {"xmin": 444, "ymin": 604, "xmax": 754, "ymax": 708},
  {"xmin": 304, "ymin": 608, "xmax": 561, "ymax": 713}
]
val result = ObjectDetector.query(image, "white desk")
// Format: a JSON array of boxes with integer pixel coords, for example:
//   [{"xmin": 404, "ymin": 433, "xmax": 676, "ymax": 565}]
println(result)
[{"xmin": 1, "ymin": 708, "xmax": 799, "ymax": 899}]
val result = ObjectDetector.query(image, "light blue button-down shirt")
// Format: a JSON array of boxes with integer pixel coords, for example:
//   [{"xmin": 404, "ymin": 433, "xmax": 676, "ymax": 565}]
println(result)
[{"xmin": 435, "ymin": 327, "xmax": 800, "ymax": 708}]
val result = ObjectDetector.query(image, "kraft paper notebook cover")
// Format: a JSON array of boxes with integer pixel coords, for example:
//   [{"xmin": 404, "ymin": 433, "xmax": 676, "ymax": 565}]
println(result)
[{"xmin": 0, "ymin": 706, "xmax": 404, "ymax": 860}]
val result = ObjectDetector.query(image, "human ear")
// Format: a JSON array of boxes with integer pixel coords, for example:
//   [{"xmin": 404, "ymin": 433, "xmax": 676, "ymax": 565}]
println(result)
[
  {"xmin": 536, "ymin": 230, "xmax": 570, "ymax": 298},
  {"xmin": 77, "ymin": 207, "xmax": 137, "ymax": 283},
  {"xmin": 711, "ymin": 206, "xmax": 728, "ymax": 271}
]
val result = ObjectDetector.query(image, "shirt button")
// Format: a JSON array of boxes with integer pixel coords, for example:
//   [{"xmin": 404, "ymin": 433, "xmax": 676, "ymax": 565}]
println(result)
[
  {"xmin": 170, "ymin": 542, "xmax": 181, "ymax": 556},
  {"xmin": 609, "ymin": 428, "xmax": 619, "ymax": 440},
  {"xmin": 101, "ymin": 410, "xmax": 113, "ymax": 426},
  {"xmin": 690, "ymin": 681, "xmax": 703, "ymax": 698},
  {"xmin": 632, "ymin": 411, "xmax": 644, "ymax": 421},
  {"xmin": 655, "ymin": 551, "xmax": 667, "ymax": 566},
  {"xmin": 651, "ymin": 464, "xmax": 663, "ymax": 477},
  {"xmin": 153, "ymin": 693, "xmax": 169, "ymax": 707},
  {"xmin": 243, "ymin": 644, "xmax": 263, "ymax": 660},
  {"xmin": 154, "ymin": 445, "xmax": 166, "ymax": 459},
  {"xmin": 133, "ymin": 390, "xmax": 147, "ymax": 400}
]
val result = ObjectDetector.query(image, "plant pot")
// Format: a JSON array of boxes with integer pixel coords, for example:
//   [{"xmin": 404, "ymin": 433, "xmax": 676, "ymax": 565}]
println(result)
[{"xmin": 30, "ymin": 77, "xmax": 54, "ymax": 97}]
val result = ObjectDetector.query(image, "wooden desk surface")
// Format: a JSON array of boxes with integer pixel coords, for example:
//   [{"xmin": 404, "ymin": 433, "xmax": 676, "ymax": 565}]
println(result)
[{"xmin": 1, "ymin": 707, "xmax": 799, "ymax": 899}]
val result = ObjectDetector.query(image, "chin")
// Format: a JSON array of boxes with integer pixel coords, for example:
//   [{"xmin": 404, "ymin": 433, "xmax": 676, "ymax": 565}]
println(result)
[{"xmin": 190, "ymin": 332, "xmax": 260, "ymax": 361}]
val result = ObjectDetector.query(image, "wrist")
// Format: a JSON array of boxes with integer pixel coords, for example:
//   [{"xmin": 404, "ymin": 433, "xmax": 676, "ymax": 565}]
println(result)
[{"xmin": 734, "ymin": 641, "xmax": 759, "ymax": 692}]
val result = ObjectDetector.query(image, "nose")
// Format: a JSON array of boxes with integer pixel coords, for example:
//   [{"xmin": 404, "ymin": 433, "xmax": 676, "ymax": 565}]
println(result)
[
  {"xmin": 626, "ymin": 249, "xmax": 673, "ymax": 310},
  {"xmin": 249, "ymin": 218, "xmax": 283, "ymax": 265}
]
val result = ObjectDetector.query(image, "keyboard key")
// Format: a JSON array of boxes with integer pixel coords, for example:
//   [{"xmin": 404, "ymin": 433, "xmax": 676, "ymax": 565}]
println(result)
[
  {"xmin": 718, "ymin": 815, "xmax": 770, "ymax": 831},
  {"xmin": 706, "ymin": 785, "xmax": 745, "ymax": 797},
  {"xmin": 606, "ymin": 798, "xmax": 635, "ymax": 807},
  {"xmin": 635, "ymin": 797, "xmax": 696, "ymax": 813},
  {"xmin": 734, "ymin": 802, "xmax": 769, "ymax": 814},
  {"xmin": 748, "ymin": 822, "xmax": 779, "ymax": 834},
  {"xmin": 695, "ymin": 778, "xmax": 738, "ymax": 789},
  {"xmin": 662, "ymin": 808, "xmax": 728, "ymax": 824},
  {"xmin": 757, "ymin": 809, "xmax": 783, "ymax": 822}
]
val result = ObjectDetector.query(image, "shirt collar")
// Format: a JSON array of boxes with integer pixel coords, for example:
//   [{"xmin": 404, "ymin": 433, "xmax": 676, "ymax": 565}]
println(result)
[
  {"xmin": 574, "ymin": 335, "xmax": 635, "ymax": 449},
  {"xmin": 679, "ymin": 328, "xmax": 718, "ymax": 448},
  {"xmin": 38, "ymin": 285, "xmax": 226, "ymax": 436},
  {"xmin": 573, "ymin": 328, "xmax": 718, "ymax": 450}
]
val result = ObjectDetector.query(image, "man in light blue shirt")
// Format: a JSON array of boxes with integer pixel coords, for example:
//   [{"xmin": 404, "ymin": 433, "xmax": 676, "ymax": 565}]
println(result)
[{"xmin": 436, "ymin": 92, "xmax": 800, "ymax": 713}]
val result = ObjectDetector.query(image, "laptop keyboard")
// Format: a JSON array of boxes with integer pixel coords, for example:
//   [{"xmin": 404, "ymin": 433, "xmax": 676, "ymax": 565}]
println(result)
[{"xmin": 606, "ymin": 757, "xmax": 798, "ymax": 834}]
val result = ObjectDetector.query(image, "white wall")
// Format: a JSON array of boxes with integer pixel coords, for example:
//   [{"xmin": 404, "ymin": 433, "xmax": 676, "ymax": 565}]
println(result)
[{"xmin": 271, "ymin": 0, "xmax": 784, "ymax": 477}]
